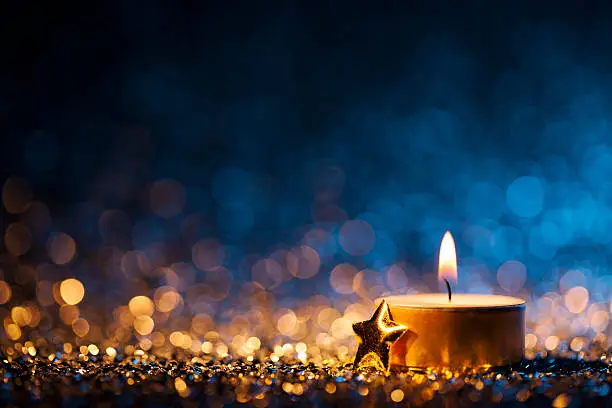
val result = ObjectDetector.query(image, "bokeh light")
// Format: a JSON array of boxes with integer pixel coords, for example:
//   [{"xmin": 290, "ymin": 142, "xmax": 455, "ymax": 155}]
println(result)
[
  {"xmin": 4, "ymin": 223, "xmax": 32, "ymax": 256},
  {"xmin": 564, "ymin": 286, "xmax": 589, "ymax": 314},
  {"xmin": 149, "ymin": 179, "xmax": 186, "ymax": 218},
  {"xmin": 506, "ymin": 176, "xmax": 545, "ymax": 218},
  {"xmin": 134, "ymin": 315, "xmax": 155, "ymax": 335},
  {"xmin": 286, "ymin": 245, "xmax": 320, "ymax": 279},
  {"xmin": 2, "ymin": 177, "xmax": 32, "ymax": 214},
  {"xmin": 330, "ymin": 263, "xmax": 358, "ymax": 294},
  {"xmin": 251, "ymin": 258, "xmax": 284, "ymax": 289},
  {"xmin": 0, "ymin": 281, "xmax": 12, "ymax": 304},
  {"xmin": 154, "ymin": 286, "xmax": 181, "ymax": 312},
  {"xmin": 72, "ymin": 318, "xmax": 90, "ymax": 337},
  {"xmin": 47, "ymin": 232, "xmax": 77, "ymax": 265},
  {"xmin": 497, "ymin": 261, "xmax": 527, "ymax": 294},
  {"xmin": 339, "ymin": 220, "xmax": 376, "ymax": 256},
  {"xmin": 192, "ymin": 239, "xmax": 225, "ymax": 272},
  {"xmin": 129, "ymin": 296, "xmax": 155, "ymax": 317},
  {"xmin": 59, "ymin": 279, "xmax": 85, "ymax": 306}
]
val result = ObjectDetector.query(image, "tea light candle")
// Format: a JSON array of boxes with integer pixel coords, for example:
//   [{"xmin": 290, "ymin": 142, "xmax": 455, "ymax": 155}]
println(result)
[{"xmin": 384, "ymin": 232, "xmax": 525, "ymax": 369}]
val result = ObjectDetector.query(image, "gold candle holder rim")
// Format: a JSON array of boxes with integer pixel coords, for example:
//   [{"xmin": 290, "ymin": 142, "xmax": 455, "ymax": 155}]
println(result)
[
  {"xmin": 384, "ymin": 303, "xmax": 525, "ymax": 312},
  {"xmin": 380, "ymin": 295, "xmax": 526, "ymax": 312}
]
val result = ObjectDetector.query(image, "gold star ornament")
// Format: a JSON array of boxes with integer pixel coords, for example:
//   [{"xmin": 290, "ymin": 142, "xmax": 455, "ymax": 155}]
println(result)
[{"xmin": 352, "ymin": 299, "xmax": 408, "ymax": 373}]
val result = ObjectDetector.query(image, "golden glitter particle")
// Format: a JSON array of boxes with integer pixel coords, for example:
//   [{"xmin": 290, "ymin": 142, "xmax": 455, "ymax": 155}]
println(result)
[
  {"xmin": 292, "ymin": 383, "xmax": 304, "ymax": 395},
  {"xmin": 174, "ymin": 377, "xmax": 189, "ymax": 397},
  {"xmin": 60, "ymin": 279, "xmax": 85, "ymax": 305},
  {"xmin": 106, "ymin": 347, "xmax": 117, "ymax": 358},
  {"xmin": 421, "ymin": 388, "xmax": 434, "ymax": 401},
  {"xmin": 282, "ymin": 382, "xmax": 293, "ymax": 394},
  {"xmin": 390, "ymin": 389, "xmax": 404, "ymax": 402},
  {"xmin": 552, "ymin": 393, "xmax": 572, "ymax": 408},
  {"xmin": 325, "ymin": 383, "xmax": 336, "ymax": 394},
  {"xmin": 236, "ymin": 393, "xmax": 249, "ymax": 403},
  {"xmin": 516, "ymin": 388, "xmax": 531, "ymax": 402}
]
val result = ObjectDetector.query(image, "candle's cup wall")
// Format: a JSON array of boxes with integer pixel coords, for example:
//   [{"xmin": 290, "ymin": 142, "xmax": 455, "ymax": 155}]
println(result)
[{"xmin": 388, "ymin": 305, "xmax": 525, "ymax": 369}]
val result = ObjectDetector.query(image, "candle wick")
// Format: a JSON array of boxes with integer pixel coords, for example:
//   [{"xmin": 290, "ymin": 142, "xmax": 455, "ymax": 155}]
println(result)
[{"xmin": 444, "ymin": 279, "xmax": 452, "ymax": 302}]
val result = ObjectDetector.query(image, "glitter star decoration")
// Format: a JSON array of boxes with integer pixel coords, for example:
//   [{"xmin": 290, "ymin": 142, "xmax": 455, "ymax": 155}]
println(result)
[{"xmin": 352, "ymin": 299, "xmax": 408, "ymax": 373}]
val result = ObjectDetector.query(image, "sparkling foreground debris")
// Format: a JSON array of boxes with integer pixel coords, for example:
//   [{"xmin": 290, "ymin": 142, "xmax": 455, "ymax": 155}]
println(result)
[{"xmin": 2, "ymin": 351, "xmax": 612, "ymax": 407}]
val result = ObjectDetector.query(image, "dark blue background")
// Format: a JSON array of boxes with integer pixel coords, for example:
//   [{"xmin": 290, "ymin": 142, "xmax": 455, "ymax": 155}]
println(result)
[{"xmin": 3, "ymin": 1, "xmax": 612, "ymax": 302}]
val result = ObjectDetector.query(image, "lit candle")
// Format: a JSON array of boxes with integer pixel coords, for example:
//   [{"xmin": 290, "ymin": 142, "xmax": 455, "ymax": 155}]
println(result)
[{"xmin": 384, "ymin": 231, "xmax": 525, "ymax": 369}]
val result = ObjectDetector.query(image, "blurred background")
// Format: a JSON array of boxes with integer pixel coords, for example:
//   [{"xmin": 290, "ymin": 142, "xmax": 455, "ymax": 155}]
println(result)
[{"xmin": 1, "ymin": 1, "xmax": 612, "ymax": 359}]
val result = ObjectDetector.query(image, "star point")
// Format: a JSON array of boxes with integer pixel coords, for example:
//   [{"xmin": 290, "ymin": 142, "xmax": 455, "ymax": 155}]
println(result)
[{"xmin": 352, "ymin": 299, "xmax": 408, "ymax": 373}]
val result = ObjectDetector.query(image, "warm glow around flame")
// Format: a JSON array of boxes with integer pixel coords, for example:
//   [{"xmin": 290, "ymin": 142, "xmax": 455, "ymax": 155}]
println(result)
[{"xmin": 438, "ymin": 231, "xmax": 457, "ymax": 284}]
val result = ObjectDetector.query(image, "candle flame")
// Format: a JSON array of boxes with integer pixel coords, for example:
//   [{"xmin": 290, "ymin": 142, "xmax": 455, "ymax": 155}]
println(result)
[{"xmin": 438, "ymin": 231, "xmax": 457, "ymax": 285}]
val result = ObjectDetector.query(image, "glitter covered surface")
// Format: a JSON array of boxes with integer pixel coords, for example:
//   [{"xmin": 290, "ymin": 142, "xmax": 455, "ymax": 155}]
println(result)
[{"xmin": 2, "ymin": 349, "xmax": 612, "ymax": 407}]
